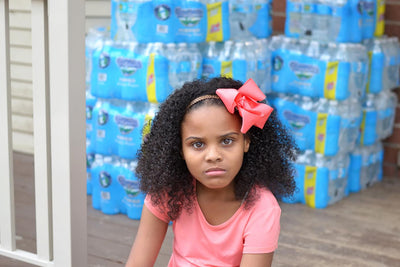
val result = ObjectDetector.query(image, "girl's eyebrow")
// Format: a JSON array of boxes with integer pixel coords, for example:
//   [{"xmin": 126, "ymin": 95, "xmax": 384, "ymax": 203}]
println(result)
[
  {"xmin": 184, "ymin": 136, "xmax": 201, "ymax": 142},
  {"xmin": 184, "ymin": 132, "xmax": 240, "ymax": 142}
]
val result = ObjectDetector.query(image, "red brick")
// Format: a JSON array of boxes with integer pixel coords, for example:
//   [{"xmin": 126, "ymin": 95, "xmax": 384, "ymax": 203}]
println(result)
[
  {"xmin": 392, "ymin": 87, "xmax": 400, "ymax": 100},
  {"xmin": 383, "ymin": 145, "xmax": 400, "ymax": 164},
  {"xmin": 384, "ymin": 125, "xmax": 400, "ymax": 144},
  {"xmin": 383, "ymin": 163, "xmax": 400, "ymax": 179},
  {"xmin": 385, "ymin": 4, "xmax": 400, "ymax": 21},
  {"xmin": 395, "ymin": 106, "xmax": 400, "ymax": 124},
  {"xmin": 272, "ymin": 0, "xmax": 286, "ymax": 13},
  {"xmin": 385, "ymin": 23, "xmax": 400, "ymax": 38},
  {"xmin": 272, "ymin": 15, "xmax": 285, "ymax": 34}
]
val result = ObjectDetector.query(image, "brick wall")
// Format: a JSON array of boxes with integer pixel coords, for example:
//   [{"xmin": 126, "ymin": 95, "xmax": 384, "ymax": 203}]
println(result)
[{"xmin": 271, "ymin": 1, "xmax": 400, "ymax": 179}]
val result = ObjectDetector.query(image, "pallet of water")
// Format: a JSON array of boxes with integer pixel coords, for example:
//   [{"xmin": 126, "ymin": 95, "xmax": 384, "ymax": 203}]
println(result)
[
  {"xmin": 270, "ymin": 94, "xmax": 362, "ymax": 156},
  {"xmin": 87, "ymin": 155, "xmax": 145, "ymax": 220},
  {"xmin": 282, "ymin": 142, "xmax": 384, "ymax": 208},
  {"xmin": 110, "ymin": 0, "xmax": 273, "ymax": 43},
  {"xmin": 285, "ymin": 0, "xmax": 385, "ymax": 43},
  {"xmin": 270, "ymin": 35, "xmax": 370, "ymax": 100},
  {"xmin": 283, "ymin": 150, "xmax": 350, "ymax": 208},
  {"xmin": 86, "ymin": 98, "xmax": 158, "ymax": 159}
]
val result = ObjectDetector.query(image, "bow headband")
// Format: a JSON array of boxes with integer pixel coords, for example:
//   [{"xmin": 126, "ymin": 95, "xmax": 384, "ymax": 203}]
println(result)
[{"xmin": 216, "ymin": 78, "xmax": 273, "ymax": 133}]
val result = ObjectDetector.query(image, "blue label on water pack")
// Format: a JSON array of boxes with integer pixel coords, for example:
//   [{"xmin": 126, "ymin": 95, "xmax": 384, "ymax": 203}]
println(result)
[
  {"xmin": 92, "ymin": 102, "xmax": 115, "ymax": 155},
  {"xmin": 249, "ymin": 3, "xmax": 272, "ymax": 38},
  {"xmin": 232, "ymin": 59, "xmax": 247, "ymax": 83},
  {"xmin": 348, "ymin": 0, "xmax": 363, "ymax": 43},
  {"xmin": 271, "ymin": 51, "xmax": 350, "ymax": 100},
  {"xmin": 113, "ymin": 106, "xmax": 145, "ymax": 160},
  {"xmin": 133, "ymin": 1, "xmax": 176, "ymax": 43},
  {"xmin": 331, "ymin": 3, "xmax": 351, "ymax": 42},
  {"xmin": 118, "ymin": 168, "xmax": 146, "ymax": 220},
  {"xmin": 175, "ymin": 1, "xmax": 207, "ymax": 43},
  {"xmin": 91, "ymin": 44, "xmax": 115, "ymax": 98},
  {"xmin": 362, "ymin": 0, "xmax": 375, "ymax": 40}
]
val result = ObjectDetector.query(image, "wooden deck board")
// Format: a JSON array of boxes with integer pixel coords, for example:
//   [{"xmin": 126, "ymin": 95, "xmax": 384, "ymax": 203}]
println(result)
[{"xmin": 1, "ymin": 152, "xmax": 399, "ymax": 266}]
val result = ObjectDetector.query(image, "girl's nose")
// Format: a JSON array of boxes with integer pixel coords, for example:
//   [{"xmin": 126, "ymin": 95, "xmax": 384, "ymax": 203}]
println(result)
[{"xmin": 205, "ymin": 145, "xmax": 222, "ymax": 162}]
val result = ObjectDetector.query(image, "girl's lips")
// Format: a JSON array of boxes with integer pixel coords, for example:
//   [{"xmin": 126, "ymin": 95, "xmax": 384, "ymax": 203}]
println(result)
[{"xmin": 205, "ymin": 168, "xmax": 226, "ymax": 176}]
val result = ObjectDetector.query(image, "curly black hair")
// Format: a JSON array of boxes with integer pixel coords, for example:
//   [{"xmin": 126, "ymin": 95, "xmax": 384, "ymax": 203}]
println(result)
[{"xmin": 136, "ymin": 77, "xmax": 297, "ymax": 221}]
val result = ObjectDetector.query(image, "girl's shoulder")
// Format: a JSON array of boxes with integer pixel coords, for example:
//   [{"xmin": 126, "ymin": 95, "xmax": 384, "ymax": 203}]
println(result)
[{"xmin": 250, "ymin": 186, "xmax": 280, "ymax": 212}]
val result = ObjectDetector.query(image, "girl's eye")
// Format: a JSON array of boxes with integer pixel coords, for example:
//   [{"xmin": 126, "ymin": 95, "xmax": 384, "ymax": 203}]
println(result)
[
  {"xmin": 222, "ymin": 138, "xmax": 233, "ymax": 145},
  {"xmin": 192, "ymin": 141, "xmax": 204, "ymax": 149}
]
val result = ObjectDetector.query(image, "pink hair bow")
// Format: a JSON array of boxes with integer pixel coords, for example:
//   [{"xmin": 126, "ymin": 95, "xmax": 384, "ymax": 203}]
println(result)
[{"xmin": 216, "ymin": 79, "xmax": 273, "ymax": 133}]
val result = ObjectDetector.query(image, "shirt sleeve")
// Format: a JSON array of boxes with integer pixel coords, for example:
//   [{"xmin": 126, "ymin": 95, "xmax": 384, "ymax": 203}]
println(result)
[
  {"xmin": 144, "ymin": 194, "xmax": 170, "ymax": 223},
  {"xmin": 242, "ymin": 190, "xmax": 281, "ymax": 254}
]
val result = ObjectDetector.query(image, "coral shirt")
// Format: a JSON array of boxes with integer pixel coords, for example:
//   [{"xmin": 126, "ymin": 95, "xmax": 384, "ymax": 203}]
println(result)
[{"xmin": 144, "ymin": 187, "xmax": 281, "ymax": 267}]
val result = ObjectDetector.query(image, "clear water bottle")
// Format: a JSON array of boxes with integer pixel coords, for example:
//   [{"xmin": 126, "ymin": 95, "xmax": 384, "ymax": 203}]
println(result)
[
  {"xmin": 297, "ymin": 149, "xmax": 316, "ymax": 166},
  {"xmin": 306, "ymin": 40, "xmax": 321, "ymax": 59},
  {"xmin": 244, "ymin": 41, "xmax": 257, "ymax": 81},
  {"xmin": 338, "ymin": 98, "xmax": 362, "ymax": 154},
  {"xmin": 314, "ymin": 0, "xmax": 332, "ymax": 43},
  {"xmin": 187, "ymin": 43, "xmax": 203, "ymax": 79},
  {"xmin": 254, "ymin": 39, "xmax": 271, "ymax": 94},
  {"xmin": 86, "ymin": 27, "xmax": 108, "ymax": 92},
  {"xmin": 301, "ymin": 0, "xmax": 316, "ymax": 38},
  {"xmin": 348, "ymin": 0, "xmax": 362, "ymax": 43},
  {"xmin": 165, "ymin": 43, "xmax": 179, "ymax": 89},
  {"xmin": 229, "ymin": 0, "xmax": 257, "ymax": 40},
  {"xmin": 176, "ymin": 43, "xmax": 194, "ymax": 86},
  {"xmin": 231, "ymin": 41, "xmax": 247, "ymax": 82},
  {"xmin": 387, "ymin": 37, "xmax": 400, "ymax": 90},
  {"xmin": 362, "ymin": 0, "xmax": 375, "ymax": 40},
  {"xmin": 330, "ymin": 0, "xmax": 348, "ymax": 42},
  {"xmin": 201, "ymin": 41, "xmax": 220, "ymax": 79},
  {"xmin": 365, "ymin": 38, "xmax": 385, "ymax": 94},
  {"xmin": 115, "ymin": 0, "xmax": 142, "ymax": 42},
  {"xmin": 218, "ymin": 40, "xmax": 234, "ymax": 77}
]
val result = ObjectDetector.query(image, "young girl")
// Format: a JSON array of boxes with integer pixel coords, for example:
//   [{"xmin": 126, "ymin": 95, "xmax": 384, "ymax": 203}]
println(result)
[{"xmin": 126, "ymin": 77, "xmax": 297, "ymax": 267}]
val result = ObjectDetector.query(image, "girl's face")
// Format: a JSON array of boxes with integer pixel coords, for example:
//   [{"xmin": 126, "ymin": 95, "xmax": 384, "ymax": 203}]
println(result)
[{"xmin": 181, "ymin": 105, "xmax": 250, "ymax": 192}]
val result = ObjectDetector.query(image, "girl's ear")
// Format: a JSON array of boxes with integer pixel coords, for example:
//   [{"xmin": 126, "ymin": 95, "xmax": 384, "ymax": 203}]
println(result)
[{"xmin": 244, "ymin": 135, "xmax": 250, "ymax": 153}]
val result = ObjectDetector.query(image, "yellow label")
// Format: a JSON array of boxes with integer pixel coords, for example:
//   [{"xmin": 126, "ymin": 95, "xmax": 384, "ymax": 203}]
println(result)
[
  {"xmin": 146, "ymin": 53, "xmax": 157, "ymax": 103},
  {"xmin": 315, "ymin": 113, "xmax": 328, "ymax": 154},
  {"xmin": 304, "ymin": 166, "xmax": 317, "ymax": 208},
  {"xmin": 206, "ymin": 2, "xmax": 223, "ymax": 42},
  {"xmin": 324, "ymin": 61, "xmax": 339, "ymax": 99},
  {"xmin": 374, "ymin": 0, "xmax": 385, "ymax": 37},
  {"xmin": 359, "ymin": 110, "xmax": 366, "ymax": 145},
  {"xmin": 366, "ymin": 51, "xmax": 372, "ymax": 93},
  {"xmin": 142, "ymin": 114, "xmax": 153, "ymax": 142},
  {"xmin": 221, "ymin": 61, "xmax": 233, "ymax": 78}
]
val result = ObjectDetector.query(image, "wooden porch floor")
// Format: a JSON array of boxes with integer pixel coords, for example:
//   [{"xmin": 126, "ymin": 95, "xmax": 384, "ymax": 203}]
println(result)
[{"xmin": 1, "ymin": 152, "xmax": 400, "ymax": 267}]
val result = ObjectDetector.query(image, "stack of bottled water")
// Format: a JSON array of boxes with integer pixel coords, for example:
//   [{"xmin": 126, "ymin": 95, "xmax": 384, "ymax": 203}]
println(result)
[
  {"xmin": 285, "ymin": 0, "xmax": 386, "ymax": 43},
  {"xmin": 201, "ymin": 39, "xmax": 271, "ymax": 93},
  {"xmin": 85, "ymin": 0, "xmax": 275, "ymax": 219},
  {"xmin": 274, "ymin": 0, "xmax": 398, "ymax": 209},
  {"xmin": 110, "ymin": 0, "xmax": 273, "ymax": 43},
  {"xmin": 85, "ymin": 26, "xmax": 163, "ymax": 219},
  {"xmin": 347, "ymin": 36, "xmax": 400, "ymax": 193}
]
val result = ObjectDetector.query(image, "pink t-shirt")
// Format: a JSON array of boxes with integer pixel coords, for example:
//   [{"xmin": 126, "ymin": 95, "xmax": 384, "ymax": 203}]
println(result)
[{"xmin": 145, "ymin": 187, "xmax": 281, "ymax": 267}]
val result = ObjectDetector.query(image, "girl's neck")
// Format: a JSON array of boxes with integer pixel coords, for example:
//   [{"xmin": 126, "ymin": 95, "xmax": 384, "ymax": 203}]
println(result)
[{"xmin": 195, "ymin": 180, "xmax": 236, "ymax": 202}]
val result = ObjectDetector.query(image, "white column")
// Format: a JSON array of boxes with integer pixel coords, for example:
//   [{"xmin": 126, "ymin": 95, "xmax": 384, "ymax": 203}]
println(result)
[
  {"xmin": 0, "ymin": 0, "xmax": 16, "ymax": 251},
  {"xmin": 47, "ymin": 0, "xmax": 87, "ymax": 266},
  {"xmin": 32, "ymin": 0, "xmax": 53, "ymax": 261}
]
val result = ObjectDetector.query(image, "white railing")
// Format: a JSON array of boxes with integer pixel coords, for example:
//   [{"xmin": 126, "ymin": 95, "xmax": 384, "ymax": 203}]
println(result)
[{"xmin": 0, "ymin": 0, "xmax": 87, "ymax": 266}]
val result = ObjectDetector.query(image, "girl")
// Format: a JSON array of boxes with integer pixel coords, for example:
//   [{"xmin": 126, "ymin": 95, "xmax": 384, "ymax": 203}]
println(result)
[{"xmin": 126, "ymin": 77, "xmax": 297, "ymax": 267}]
